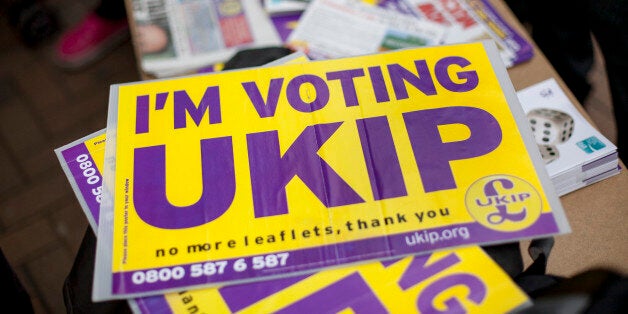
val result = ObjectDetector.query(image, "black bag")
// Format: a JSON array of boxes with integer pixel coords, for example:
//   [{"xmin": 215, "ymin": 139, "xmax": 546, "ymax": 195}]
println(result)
[{"xmin": 483, "ymin": 238, "xmax": 628, "ymax": 314}]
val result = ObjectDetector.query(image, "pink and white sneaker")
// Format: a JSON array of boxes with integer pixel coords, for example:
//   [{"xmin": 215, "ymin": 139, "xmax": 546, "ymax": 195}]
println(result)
[{"xmin": 53, "ymin": 13, "xmax": 129, "ymax": 69}]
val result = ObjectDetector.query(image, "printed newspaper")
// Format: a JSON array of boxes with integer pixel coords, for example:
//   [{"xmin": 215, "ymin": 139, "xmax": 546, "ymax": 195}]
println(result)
[
  {"xmin": 286, "ymin": 0, "xmax": 447, "ymax": 60},
  {"xmin": 93, "ymin": 41, "xmax": 570, "ymax": 300},
  {"xmin": 56, "ymin": 130, "xmax": 531, "ymax": 313},
  {"xmin": 404, "ymin": 0, "xmax": 533, "ymax": 67},
  {"xmin": 286, "ymin": 0, "xmax": 533, "ymax": 67},
  {"xmin": 132, "ymin": 0, "xmax": 281, "ymax": 78}
]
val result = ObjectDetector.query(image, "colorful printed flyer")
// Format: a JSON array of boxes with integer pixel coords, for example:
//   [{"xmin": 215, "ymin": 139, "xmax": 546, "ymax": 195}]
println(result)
[
  {"xmin": 135, "ymin": 247, "xmax": 531, "ymax": 313},
  {"xmin": 54, "ymin": 53, "xmax": 309, "ymax": 232},
  {"xmin": 55, "ymin": 130, "xmax": 108, "ymax": 232},
  {"xmin": 56, "ymin": 130, "xmax": 531, "ymax": 313},
  {"xmin": 94, "ymin": 41, "xmax": 569, "ymax": 300}
]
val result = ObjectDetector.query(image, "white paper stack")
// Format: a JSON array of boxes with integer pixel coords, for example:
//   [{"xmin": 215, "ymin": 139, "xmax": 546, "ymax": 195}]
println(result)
[{"xmin": 516, "ymin": 78, "xmax": 620, "ymax": 196}]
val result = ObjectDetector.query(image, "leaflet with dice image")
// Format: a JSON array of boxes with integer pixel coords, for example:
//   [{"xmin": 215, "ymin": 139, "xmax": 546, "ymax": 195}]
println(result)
[{"xmin": 516, "ymin": 78, "xmax": 620, "ymax": 196}]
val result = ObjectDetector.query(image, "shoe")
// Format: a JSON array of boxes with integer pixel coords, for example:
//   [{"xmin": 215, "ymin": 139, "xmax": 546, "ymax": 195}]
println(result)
[{"xmin": 53, "ymin": 13, "xmax": 129, "ymax": 69}]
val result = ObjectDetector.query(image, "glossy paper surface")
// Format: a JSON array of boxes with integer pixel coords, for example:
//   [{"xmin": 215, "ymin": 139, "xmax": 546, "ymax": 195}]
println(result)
[
  {"xmin": 58, "ymin": 130, "xmax": 530, "ymax": 313},
  {"xmin": 58, "ymin": 130, "xmax": 528, "ymax": 313},
  {"xmin": 94, "ymin": 41, "xmax": 569, "ymax": 299}
]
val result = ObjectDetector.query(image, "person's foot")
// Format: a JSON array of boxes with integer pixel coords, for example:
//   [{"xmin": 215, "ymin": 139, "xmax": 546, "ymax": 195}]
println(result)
[{"xmin": 53, "ymin": 13, "xmax": 129, "ymax": 69}]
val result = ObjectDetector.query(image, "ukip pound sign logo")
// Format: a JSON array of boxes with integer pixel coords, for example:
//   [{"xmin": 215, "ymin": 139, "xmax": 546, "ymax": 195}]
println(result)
[
  {"xmin": 465, "ymin": 175, "xmax": 542, "ymax": 232},
  {"xmin": 483, "ymin": 178, "xmax": 527, "ymax": 225}
]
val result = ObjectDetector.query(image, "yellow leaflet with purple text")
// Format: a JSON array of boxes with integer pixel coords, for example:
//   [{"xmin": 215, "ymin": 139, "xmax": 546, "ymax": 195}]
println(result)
[{"xmin": 93, "ymin": 41, "xmax": 569, "ymax": 300}]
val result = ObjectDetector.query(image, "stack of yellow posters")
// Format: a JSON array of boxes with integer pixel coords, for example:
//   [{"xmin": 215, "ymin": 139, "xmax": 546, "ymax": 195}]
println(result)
[
  {"xmin": 57, "ymin": 41, "xmax": 570, "ymax": 312},
  {"xmin": 56, "ymin": 130, "xmax": 531, "ymax": 313}
]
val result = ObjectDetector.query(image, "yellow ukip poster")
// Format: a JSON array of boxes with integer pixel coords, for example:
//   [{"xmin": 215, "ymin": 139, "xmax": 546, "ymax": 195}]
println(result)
[
  {"xmin": 93, "ymin": 41, "xmax": 569, "ymax": 300},
  {"xmin": 57, "ymin": 129, "xmax": 530, "ymax": 313}
]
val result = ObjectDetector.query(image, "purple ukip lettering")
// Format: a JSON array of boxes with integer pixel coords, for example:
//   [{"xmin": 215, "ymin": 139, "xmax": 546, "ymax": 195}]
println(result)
[
  {"xmin": 326, "ymin": 68, "xmax": 365, "ymax": 107},
  {"xmin": 368, "ymin": 66, "xmax": 391, "ymax": 103},
  {"xmin": 434, "ymin": 56, "xmax": 479, "ymax": 92},
  {"xmin": 242, "ymin": 78, "xmax": 284, "ymax": 118},
  {"xmin": 397, "ymin": 252, "xmax": 461, "ymax": 290},
  {"xmin": 275, "ymin": 273, "xmax": 388, "ymax": 314},
  {"xmin": 133, "ymin": 137, "xmax": 235, "ymax": 229},
  {"xmin": 356, "ymin": 116, "xmax": 407, "ymax": 200},
  {"xmin": 241, "ymin": 56, "xmax": 478, "ymax": 119},
  {"xmin": 219, "ymin": 274, "xmax": 311, "ymax": 312},
  {"xmin": 386, "ymin": 252, "xmax": 487, "ymax": 312},
  {"xmin": 417, "ymin": 273, "xmax": 487, "ymax": 313},
  {"xmin": 174, "ymin": 86, "xmax": 222, "ymax": 129},
  {"xmin": 247, "ymin": 122, "xmax": 364, "ymax": 218},
  {"xmin": 129, "ymin": 56, "xmax": 490, "ymax": 227},
  {"xmin": 388, "ymin": 60, "xmax": 437, "ymax": 99},
  {"xmin": 387, "ymin": 56, "xmax": 478, "ymax": 99},
  {"xmin": 135, "ymin": 92, "xmax": 168, "ymax": 134},
  {"xmin": 131, "ymin": 105, "xmax": 502, "ymax": 227},
  {"xmin": 136, "ymin": 95, "xmax": 149, "ymax": 134},
  {"xmin": 286, "ymin": 74, "xmax": 330, "ymax": 112},
  {"xmin": 403, "ymin": 106, "xmax": 502, "ymax": 192}
]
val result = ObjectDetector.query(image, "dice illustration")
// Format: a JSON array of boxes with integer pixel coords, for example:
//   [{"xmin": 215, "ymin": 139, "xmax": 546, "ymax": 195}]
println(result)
[
  {"xmin": 538, "ymin": 144, "xmax": 559, "ymax": 164},
  {"xmin": 527, "ymin": 108, "xmax": 574, "ymax": 145}
]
